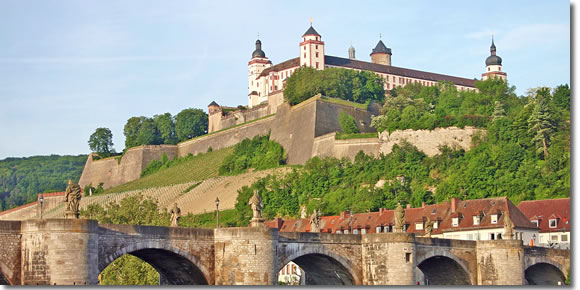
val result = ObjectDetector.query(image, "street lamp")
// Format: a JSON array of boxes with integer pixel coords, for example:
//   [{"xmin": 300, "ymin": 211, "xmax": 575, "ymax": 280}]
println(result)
[
  {"xmin": 215, "ymin": 197, "xmax": 220, "ymax": 228},
  {"xmin": 38, "ymin": 193, "xmax": 44, "ymax": 219}
]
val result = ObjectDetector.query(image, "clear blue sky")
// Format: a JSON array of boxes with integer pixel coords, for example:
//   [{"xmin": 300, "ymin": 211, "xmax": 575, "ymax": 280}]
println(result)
[{"xmin": 0, "ymin": 1, "xmax": 571, "ymax": 159}]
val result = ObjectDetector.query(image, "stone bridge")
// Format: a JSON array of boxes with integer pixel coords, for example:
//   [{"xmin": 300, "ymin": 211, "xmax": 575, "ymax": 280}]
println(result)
[{"xmin": 0, "ymin": 219, "xmax": 570, "ymax": 285}]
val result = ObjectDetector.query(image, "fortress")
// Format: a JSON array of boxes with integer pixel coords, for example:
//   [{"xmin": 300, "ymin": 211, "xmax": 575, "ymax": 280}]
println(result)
[{"xmin": 79, "ymin": 24, "xmax": 502, "ymax": 190}]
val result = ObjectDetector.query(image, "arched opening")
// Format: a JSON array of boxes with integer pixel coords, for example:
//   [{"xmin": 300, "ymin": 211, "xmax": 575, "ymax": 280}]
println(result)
[
  {"xmin": 278, "ymin": 254, "xmax": 355, "ymax": 285},
  {"xmin": 0, "ymin": 271, "xmax": 9, "ymax": 285},
  {"xmin": 417, "ymin": 256, "xmax": 471, "ymax": 285},
  {"xmin": 525, "ymin": 263, "xmax": 566, "ymax": 285},
  {"xmin": 100, "ymin": 248, "xmax": 208, "ymax": 285}
]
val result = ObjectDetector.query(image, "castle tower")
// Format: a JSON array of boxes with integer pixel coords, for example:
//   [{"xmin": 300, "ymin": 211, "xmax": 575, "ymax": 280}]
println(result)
[
  {"xmin": 370, "ymin": 39, "xmax": 392, "ymax": 66},
  {"xmin": 482, "ymin": 36, "xmax": 507, "ymax": 81},
  {"xmin": 248, "ymin": 39, "xmax": 272, "ymax": 108},
  {"xmin": 349, "ymin": 45, "xmax": 356, "ymax": 59},
  {"xmin": 299, "ymin": 25, "xmax": 325, "ymax": 69}
]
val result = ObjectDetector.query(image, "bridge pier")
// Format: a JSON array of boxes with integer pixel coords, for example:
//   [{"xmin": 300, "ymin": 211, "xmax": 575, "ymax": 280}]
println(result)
[
  {"xmin": 361, "ymin": 233, "xmax": 417, "ymax": 285},
  {"xmin": 476, "ymin": 240, "xmax": 524, "ymax": 285},
  {"xmin": 20, "ymin": 219, "xmax": 99, "ymax": 285},
  {"xmin": 213, "ymin": 226, "xmax": 278, "ymax": 285}
]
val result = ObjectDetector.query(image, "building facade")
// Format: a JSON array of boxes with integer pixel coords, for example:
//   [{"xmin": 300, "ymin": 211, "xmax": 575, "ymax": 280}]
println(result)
[
  {"xmin": 265, "ymin": 197, "xmax": 537, "ymax": 245},
  {"xmin": 517, "ymin": 198, "xmax": 570, "ymax": 249},
  {"xmin": 248, "ymin": 25, "xmax": 506, "ymax": 108}
]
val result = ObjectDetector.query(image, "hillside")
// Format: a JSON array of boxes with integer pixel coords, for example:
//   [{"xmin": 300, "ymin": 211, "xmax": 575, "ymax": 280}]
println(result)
[
  {"xmin": 104, "ymin": 147, "xmax": 234, "ymax": 193},
  {"xmin": 0, "ymin": 155, "xmax": 87, "ymax": 211}
]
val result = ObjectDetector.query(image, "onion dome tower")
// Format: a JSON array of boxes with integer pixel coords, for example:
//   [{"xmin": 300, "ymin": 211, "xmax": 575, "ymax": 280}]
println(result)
[
  {"xmin": 482, "ymin": 36, "xmax": 507, "ymax": 81},
  {"xmin": 248, "ymin": 38, "xmax": 272, "ymax": 108}
]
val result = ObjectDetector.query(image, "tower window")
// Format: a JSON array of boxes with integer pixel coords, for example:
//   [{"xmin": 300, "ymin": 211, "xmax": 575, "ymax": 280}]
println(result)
[
  {"xmin": 304, "ymin": 53, "xmax": 306, "ymax": 59},
  {"xmin": 316, "ymin": 52, "xmax": 319, "ymax": 57},
  {"xmin": 304, "ymin": 46, "xmax": 306, "ymax": 50},
  {"xmin": 316, "ymin": 45, "xmax": 318, "ymax": 49},
  {"xmin": 316, "ymin": 62, "xmax": 319, "ymax": 69},
  {"xmin": 499, "ymin": 67, "xmax": 501, "ymax": 71},
  {"xmin": 488, "ymin": 67, "xmax": 490, "ymax": 71}
]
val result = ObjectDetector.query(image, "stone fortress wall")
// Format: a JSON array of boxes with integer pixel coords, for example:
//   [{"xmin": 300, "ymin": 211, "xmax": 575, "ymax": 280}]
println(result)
[{"xmin": 78, "ymin": 95, "xmax": 483, "ymax": 190}]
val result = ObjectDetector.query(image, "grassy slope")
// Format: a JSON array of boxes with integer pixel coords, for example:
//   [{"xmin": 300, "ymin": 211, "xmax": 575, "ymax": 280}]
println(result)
[
  {"xmin": 104, "ymin": 147, "xmax": 234, "ymax": 193},
  {"xmin": 335, "ymin": 132, "xmax": 378, "ymax": 140},
  {"xmin": 320, "ymin": 96, "xmax": 369, "ymax": 110}
]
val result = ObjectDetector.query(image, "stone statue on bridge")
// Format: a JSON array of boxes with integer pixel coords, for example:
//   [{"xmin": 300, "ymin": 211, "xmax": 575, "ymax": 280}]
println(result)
[
  {"xmin": 394, "ymin": 203, "xmax": 405, "ymax": 232},
  {"xmin": 64, "ymin": 179, "xmax": 82, "ymax": 219},
  {"xmin": 170, "ymin": 203, "xmax": 181, "ymax": 227},
  {"xmin": 249, "ymin": 190, "xmax": 264, "ymax": 227},
  {"xmin": 423, "ymin": 217, "xmax": 434, "ymax": 237},
  {"xmin": 503, "ymin": 213, "xmax": 514, "ymax": 240},
  {"xmin": 309, "ymin": 209, "xmax": 321, "ymax": 233}
]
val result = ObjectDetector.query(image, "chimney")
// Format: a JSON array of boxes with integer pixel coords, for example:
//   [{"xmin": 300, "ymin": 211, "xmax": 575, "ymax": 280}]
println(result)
[
  {"xmin": 379, "ymin": 208, "xmax": 384, "ymax": 216},
  {"xmin": 421, "ymin": 202, "xmax": 425, "ymax": 208},
  {"xmin": 340, "ymin": 211, "xmax": 347, "ymax": 220},
  {"xmin": 274, "ymin": 217, "xmax": 283, "ymax": 230},
  {"xmin": 451, "ymin": 197, "xmax": 458, "ymax": 213},
  {"xmin": 406, "ymin": 204, "xmax": 411, "ymax": 209}
]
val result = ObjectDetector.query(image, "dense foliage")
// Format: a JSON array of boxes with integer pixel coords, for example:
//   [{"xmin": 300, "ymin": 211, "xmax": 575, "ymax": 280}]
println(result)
[
  {"xmin": 123, "ymin": 109, "xmax": 208, "ymax": 150},
  {"xmin": 371, "ymin": 79, "xmax": 521, "ymax": 133},
  {"xmin": 0, "ymin": 155, "xmax": 87, "ymax": 211},
  {"xmin": 283, "ymin": 66, "xmax": 385, "ymax": 105},
  {"xmin": 219, "ymin": 134, "xmax": 286, "ymax": 175},
  {"xmin": 232, "ymin": 82, "xmax": 570, "ymax": 224},
  {"xmin": 339, "ymin": 111, "xmax": 360, "ymax": 134},
  {"xmin": 88, "ymin": 127, "xmax": 115, "ymax": 158}
]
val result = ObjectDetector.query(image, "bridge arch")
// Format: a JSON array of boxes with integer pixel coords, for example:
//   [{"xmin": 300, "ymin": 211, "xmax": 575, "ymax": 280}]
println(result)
[
  {"xmin": 416, "ymin": 251, "xmax": 473, "ymax": 285},
  {"xmin": 100, "ymin": 241, "xmax": 211, "ymax": 285},
  {"xmin": 278, "ymin": 246, "xmax": 360, "ymax": 285},
  {"xmin": 524, "ymin": 257, "xmax": 567, "ymax": 285}
]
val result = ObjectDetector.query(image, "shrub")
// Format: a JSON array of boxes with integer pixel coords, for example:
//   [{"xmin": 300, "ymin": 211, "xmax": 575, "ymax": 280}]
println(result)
[{"xmin": 339, "ymin": 111, "xmax": 360, "ymax": 134}]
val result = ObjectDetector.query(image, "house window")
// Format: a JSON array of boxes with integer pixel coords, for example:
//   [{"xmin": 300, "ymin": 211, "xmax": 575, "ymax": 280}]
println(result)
[
  {"xmin": 361, "ymin": 229, "xmax": 367, "ymax": 234},
  {"xmin": 549, "ymin": 219, "xmax": 557, "ymax": 228},
  {"xmin": 490, "ymin": 233, "xmax": 495, "ymax": 240},
  {"xmin": 561, "ymin": 234, "xmax": 568, "ymax": 242},
  {"xmin": 387, "ymin": 83, "xmax": 390, "ymax": 89},
  {"xmin": 336, "ymin": 230, "xmax": 342, "ymax": 234},
  {"xmin": 497, "ymin": 233, "xmax": 502, "ymax": 240},
  {"xmin": 473, "ymin": 216, "xmax": 480, "ymax": 225},
  {"xmin": 551, "ymin": 235, "xmax": 559, "ymax": 242},
  {"xmin": 344, "ymin": 229, "xmax": 349, "ymax": 234},
  {"xmin": 376, "ymin": 226, "xmax": 382, "ymax": 233},
  {"xmin": 433, "ymin": 221, "xmax": 438, "ymax": 229},
  {"xmin": 452, "ymin": 217, "xmax": 459, "ymax": 227},
  {"xmin": 491, "ymin": 214, "xmax": 498, "ymax": 224},
  {"xmin": 532, "ymin": 220, "xmax": 539, "ymax": 227},
  {"xmin": 353, "ymin": 229, "xmax": 358, "ymax": 235},
  {"xmin": 415, "ymin": 223, "xmax": 423, "ymax": 230}
]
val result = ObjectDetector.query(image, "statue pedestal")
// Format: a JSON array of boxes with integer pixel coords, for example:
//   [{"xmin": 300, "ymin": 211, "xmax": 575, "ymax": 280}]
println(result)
[
  {"xmin": 65, "ymin": 209, "xmax": 79, "ymax": 219},
  {"xmin": 250, "ymin": 217, "xmax": 265, "ymax": 227}
]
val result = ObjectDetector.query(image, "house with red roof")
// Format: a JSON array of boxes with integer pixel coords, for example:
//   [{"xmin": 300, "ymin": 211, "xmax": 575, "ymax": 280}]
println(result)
[
  {"xmin": 265, "ymin": 197, "xmax": 538, "ymax": 244},
  {"xmin": 517, "ymin": 198, "xmax": 570, "ymax": 249}
]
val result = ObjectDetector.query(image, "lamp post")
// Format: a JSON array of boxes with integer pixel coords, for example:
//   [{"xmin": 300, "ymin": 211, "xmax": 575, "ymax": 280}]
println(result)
[
  {"xmin": 39, "ymin": 193, "xmax": 44, "ymax": 219},
  {"xmin": 215, "ymin": 197, "xmax": 220, "ymax": 228}
]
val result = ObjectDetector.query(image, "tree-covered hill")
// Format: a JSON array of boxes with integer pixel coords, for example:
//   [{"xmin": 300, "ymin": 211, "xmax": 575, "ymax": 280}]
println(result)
[{"xmin": 0, "ymin": 155, "xmax": 87, "ymax": 211}]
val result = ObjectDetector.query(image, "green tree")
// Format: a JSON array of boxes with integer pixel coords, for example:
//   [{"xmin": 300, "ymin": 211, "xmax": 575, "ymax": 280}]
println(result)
[
  {"xmin": 123, "ymin": 117, "xmax": 144, "ymax": 149},
  {"xmin": 339, "ymin": 111, "xmax": 360, "ymax": 134},
  {"xmin": 88, "ymin": 128, "xmax": 115, "ymax": 157},
  {"xmin": 153, "ymin": 113, "xmax": 177, "ymax": 145},
  {"xmin": 136, "ymin": 117, "xmax": 160, "ymax": 146},
  {"xmin": 528, "ymin": 88, "xmax": 554, "ymax": 158},
  {"xmin": 492, "ymin": 101, "xmax": 506, "ymax": 121},
  {"xmin": 175, "ymin": 108, "xmax": 208, "ymax": 142},
  {"xmin": 552, "ymin": 84, "xmax": 570, "ymax": 111}
]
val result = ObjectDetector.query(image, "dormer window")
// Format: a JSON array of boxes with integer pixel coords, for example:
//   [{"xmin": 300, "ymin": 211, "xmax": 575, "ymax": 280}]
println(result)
[
  {"xmin": 415, "ymin": 222, "xmax": 424, "ymax": 230},
  {"xmin": 473, "ymin": 216, "xmax": 481, "ymax": 225},
  {"xmin": 433, "ymin": 221, "xmax": 438, "ymax": 229},
  {"xmin": 549, "ymin": 219, "xmax": 557, "ymax": 228},
  {"xmin": 452, "ymin": 217, "xmax": 459, "ymax": 227},
  {"xmin": 532, "ymin": 220, "xmax": 539, "ymax": 227},
  {"xmin": 491, "ymin": 214, "xmax": 498, "ymax": 224}
]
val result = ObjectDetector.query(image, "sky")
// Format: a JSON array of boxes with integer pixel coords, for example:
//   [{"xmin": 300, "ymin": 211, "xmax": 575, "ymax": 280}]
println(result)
[{"xmin": 0, "ymin": 0, "xmax": 571, "ymax": 159}]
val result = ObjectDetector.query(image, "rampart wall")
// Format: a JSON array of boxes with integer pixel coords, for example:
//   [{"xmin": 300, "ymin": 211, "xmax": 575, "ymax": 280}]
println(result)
[{"xmin": 78, "ymin": 96, "xmax": 482, "ymax": 190}]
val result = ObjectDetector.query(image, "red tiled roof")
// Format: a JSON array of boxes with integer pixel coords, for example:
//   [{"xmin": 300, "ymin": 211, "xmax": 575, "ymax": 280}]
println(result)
[
  {"xmin": 517, "ymin": 198, "xmax": 570, "ymax": 233},
  {"xmin": 265, "ymin": 197, "xmax": 535, "ymax": 235},
  {"xmin": 325, "ymin": 55, "xmax": 476, "ymax": 87},
  {"xmin": 258, "ymin": 57, "xmax": 300, "ymax": 78}
]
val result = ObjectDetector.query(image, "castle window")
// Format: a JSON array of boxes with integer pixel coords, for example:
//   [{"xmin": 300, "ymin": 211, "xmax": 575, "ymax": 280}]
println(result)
[
  {"xmin": 304, "ymin": 53, "xmax": 306, "ymax": 59},
  {"xmin": 316, "ymin": 52, "xmax": 319, "ymax": 57},
  {"xmin": 488, "ymin": 67, "xmax": 490, "ymax": 71},
  {"xmin": 316, "ymin": 62, "xmax": 319, "ymax": 69},
  {"xmin": 499, "ymin": 67, "xmax": 501, "ymax": 71},
  {"xmin": 387, "ymin": 84, "xmax": 390, "ymax": 89},
  {"xmin": 316, "ymin": 45, "xmax": 318, "ymax": 49},
  {"xmin": 304, "ymin": 46, "xmax": 306, "ymax": 50}
]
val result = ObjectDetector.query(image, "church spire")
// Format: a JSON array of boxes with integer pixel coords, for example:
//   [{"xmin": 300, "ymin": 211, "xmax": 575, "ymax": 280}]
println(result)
[{"xmin": 490, "ymin": 35, "xmax": 496, "ymax": 56}]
